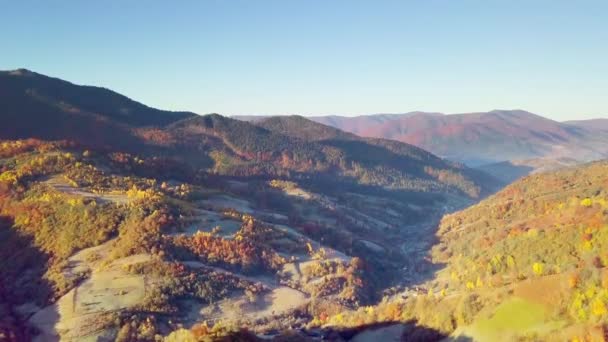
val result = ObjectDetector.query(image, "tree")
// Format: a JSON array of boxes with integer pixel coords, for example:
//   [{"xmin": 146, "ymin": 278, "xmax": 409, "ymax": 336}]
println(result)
[
  {"xmin": 591, "ymin": 298, "xmax": 607, "ymax": 316},
  {"xmin": 165, "ymin": 329, "xmax": 196, "ymax": 342}
]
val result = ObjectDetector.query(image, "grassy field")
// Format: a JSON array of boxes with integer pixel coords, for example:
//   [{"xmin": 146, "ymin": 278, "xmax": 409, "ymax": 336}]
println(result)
[{"xmin": 453, "ymin": 297, "xmax": 566, "ymax": 341}]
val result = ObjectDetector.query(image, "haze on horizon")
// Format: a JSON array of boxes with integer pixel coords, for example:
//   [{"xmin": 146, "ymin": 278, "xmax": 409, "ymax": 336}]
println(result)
[{"xmin": 2, "ymin": 1, "xmax": 607, "ymax": 121}]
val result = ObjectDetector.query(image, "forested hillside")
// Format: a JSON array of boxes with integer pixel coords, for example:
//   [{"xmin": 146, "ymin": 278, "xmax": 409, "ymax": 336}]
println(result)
[
  {"xmin": 430, "ymin": 161, "xmax": 608, "ymax": 340},
  {"xmin": 320, "ymin": 161, "xmax": 608, "ymax": 341},
  {"xmin": 0, "ymin": 70, "xmax": 502, "ymax": 341},
  {"xmin": 304, "ymin": 161, "xmax": 608, "ymax": 341},
  {"xmin": 0, "ymin": 70, "xmax": 499, "ymax": 200},
  {"xmin": 256, "ymin": 116, "xmax": 500, "ymax": 198}
]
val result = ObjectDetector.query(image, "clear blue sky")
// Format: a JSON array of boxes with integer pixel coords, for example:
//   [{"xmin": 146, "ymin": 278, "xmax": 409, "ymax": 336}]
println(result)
[{"xmin": 2, "ymin": 1, "xmax": 607, "ymax": 120}]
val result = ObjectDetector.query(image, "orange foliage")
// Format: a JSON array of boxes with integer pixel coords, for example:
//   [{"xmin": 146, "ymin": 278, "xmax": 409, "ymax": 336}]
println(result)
[
  {"xmin": 133, "ymin": 128, "xmax": 176, "ymax": 146},
  {"xmin": 602, "ymin": 273, "xmax": 608, "ymax": 289},
  {"xmin": 191, "ymin": 323, "xmax": 210, "ymax": 338},
  {"xmin": 569, "ymin": 273, "xmax": 580, "ymax": 288},
  {"xmin": 174, "ymin": 231, "xmax": 283, "ymax": 273}
]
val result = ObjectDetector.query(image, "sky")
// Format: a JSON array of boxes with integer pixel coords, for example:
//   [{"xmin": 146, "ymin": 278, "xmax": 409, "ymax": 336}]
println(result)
[{"xmin": 1, "ymin": 1, "xmax": 607, "ymax": 121}]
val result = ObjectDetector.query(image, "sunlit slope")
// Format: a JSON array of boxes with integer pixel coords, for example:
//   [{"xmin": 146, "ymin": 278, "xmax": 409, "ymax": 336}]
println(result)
[
  {"xmin": 428, "ymin": 161, "xmax": 608, "ymax": 340},
  {"xmin": 315, "ymin": 161, "xmax": 608, "ymax": 340}
]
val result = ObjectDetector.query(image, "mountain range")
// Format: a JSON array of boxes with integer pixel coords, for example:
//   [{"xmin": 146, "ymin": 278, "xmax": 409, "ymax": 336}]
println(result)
[
  {"xmin": 309, "ymin": 110, "xmax": 608, "ymax": 166},
  {"xmin": 0, "ymin": 69, "xmax": 499, "ymax": 199},
  {"xmin": 2, "ymin": 68, "xmax": 608, "ymax": 340}
]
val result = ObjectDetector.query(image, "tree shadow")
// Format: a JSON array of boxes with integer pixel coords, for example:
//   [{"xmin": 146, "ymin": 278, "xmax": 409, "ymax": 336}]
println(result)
[
  {"xmin": 215, "ymin": 320, "xmax": 471, "ymax": 341},
  {"xmin": 0, "ymin": 215, "xmax": 56, "ymax": 341}
]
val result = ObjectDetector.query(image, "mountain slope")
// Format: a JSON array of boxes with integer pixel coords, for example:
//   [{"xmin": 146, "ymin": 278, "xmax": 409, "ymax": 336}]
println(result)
[
  {"xmin": 0, "ymin": 69, "xmax": 195, "ymax": 149},
  {"xmin": 566, "ymin": 118, "xmax": 608, "ymax": 132},
  {"xmin": 311, "ymin": 110, "xmax": 608, "ymax": 166},
  {"xmin": 324, "ymin": 160, "xmax": 608, "ymax": 340},
  {"xmin": 257, "ymin": 115, "xmax": 501, "ymax": 196},
  {"xmin": 1, "ymin": 69, "xmax": 195, "ymax": 127},
  {"xmin": 165, "ymin": 114, "xmax": 499, "ymax": 198},
  {"xmin": 256, "ymin": 115, "xmax": 357, "ymax": 141},
  {"xmin": 425, "ymin": 161, "xmax": 608, "ymax": 339},
  {"xmin": 311, "ymin": 112, "xmax": 443, "ymax": 137}
]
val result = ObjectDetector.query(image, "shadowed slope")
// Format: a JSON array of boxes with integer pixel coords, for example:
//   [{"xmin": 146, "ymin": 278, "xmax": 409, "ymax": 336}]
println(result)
[{"xmin": 0, "ymin": 69, "xmax": 195, "ymax": 149}]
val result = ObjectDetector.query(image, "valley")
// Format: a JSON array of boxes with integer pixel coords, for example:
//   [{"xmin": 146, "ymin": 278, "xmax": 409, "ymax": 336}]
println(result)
[
  {"xmin": 1, "ymin": 69, "xmax": 607, "ymax": 341},
  {"xmin": 0, "ymin": 137, "xmax": 477, "ymax": 341},
  {"xmin": 3, "ymin": 1, "xmax": 608, "ymax": 340}
]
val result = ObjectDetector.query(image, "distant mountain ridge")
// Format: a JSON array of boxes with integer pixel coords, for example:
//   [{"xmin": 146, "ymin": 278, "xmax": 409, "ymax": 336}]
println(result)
[
  {"xmin": 309, "ymin": 110, "xmax": 608, "ymax": 166},
  {"xmin": 306, "ymin": 110, "xmax": 608, "ymax": 166},
  {"xmin": 566, "ymin": 118, "xmax": 608, "ymax": 132}
]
